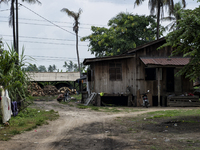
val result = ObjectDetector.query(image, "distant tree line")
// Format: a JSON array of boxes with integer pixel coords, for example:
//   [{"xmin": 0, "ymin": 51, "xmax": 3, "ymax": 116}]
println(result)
[{"xmin": 24, "ymin": 60, "xmax": 86, "ymax": 73}]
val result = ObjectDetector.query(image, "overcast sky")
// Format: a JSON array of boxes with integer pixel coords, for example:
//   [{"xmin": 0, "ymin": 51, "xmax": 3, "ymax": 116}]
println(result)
[{"xmin": 0, "ymin": 0, "xmax": 198, "ymax": 71}]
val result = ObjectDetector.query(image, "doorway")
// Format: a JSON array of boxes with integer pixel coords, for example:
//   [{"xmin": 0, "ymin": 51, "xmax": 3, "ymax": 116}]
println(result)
[
  {"xmin": 101, "ymin": 96, "xmax": 128, "ymax": 106},
  {"xmin": 166, "ymin": 68, "xmax": 174, "ymax": 92}
]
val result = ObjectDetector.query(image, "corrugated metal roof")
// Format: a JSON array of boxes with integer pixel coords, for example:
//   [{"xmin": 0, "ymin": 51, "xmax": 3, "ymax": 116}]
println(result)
[
  {"xmin": 83, "ymin": 54, "xmax": 134, "ymax": 65},
  {"xmin": 140, "ymin": 57, "xmax": 190, "ymax": 66},
  {"xmin": 127, "ymin": 37, "xmax": 166, "ymax": 54}
]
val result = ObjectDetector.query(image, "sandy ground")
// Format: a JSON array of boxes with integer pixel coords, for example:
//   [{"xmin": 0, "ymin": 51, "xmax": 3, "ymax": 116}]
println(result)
[{"xmin": 0, "ymin": 100, "xmax": 199, "ymax": 150}]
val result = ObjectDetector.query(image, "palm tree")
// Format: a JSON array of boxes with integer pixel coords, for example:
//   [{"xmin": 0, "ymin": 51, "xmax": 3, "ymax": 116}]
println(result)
[
  {"xmin": 63, "ymin": 60, "xmax": 74, "ymax": 72},
  {"xmin": 48, "ymin": 65, "xmax": 57, "ymax": 72},
  {"xmin": 162, "ymin": 2, "xmax": 185, "ymax": 31},
  {"xmin": 61, "ymin": 8, "xmax": 82, "ymax": 77},
  {"xmin": 0, "ymin": 0, "xmax": 41, "ymax": 53},
  {"xmin": 134, "ymin": 0, "xmax": 186, "ymax": 39}
]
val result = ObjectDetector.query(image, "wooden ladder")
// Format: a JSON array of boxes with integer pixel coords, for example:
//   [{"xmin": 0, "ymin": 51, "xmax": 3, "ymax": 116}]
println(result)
[{"xmin": 84, "ymin": 92, "xmax": 97, "ymax": 106}]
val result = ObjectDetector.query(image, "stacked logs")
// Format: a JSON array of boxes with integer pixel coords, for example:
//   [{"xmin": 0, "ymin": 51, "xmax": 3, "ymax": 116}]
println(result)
[
  {"xmin": 28, "ymin": 82, "xmax": 45, "ymax": 96},
  {"xmin": 43, "ymin": 85, "xmax": 58, "ymax": 95},
  {"xmin": 58, "ymin": 87, "xmax": 77, "ymax": 95},
  {"xmin": 28, "ymin": 83, "xmax": 77, "ymax": 96}
]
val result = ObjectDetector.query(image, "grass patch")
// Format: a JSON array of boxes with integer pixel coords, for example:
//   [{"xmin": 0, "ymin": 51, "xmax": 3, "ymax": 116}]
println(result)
[
  {"xmin": 144, "ymin": 109, "xmax": 200, "ymax": 120},
  {"xmin": 91, "ymin": 107, "xmax": 99, "ymax": 111},
  {"xmin": 76, "ymin": 105, "xmax": 144, "ymax": 114},
  {"xmin": 10, "ymin": 130, "xmax": 20, "ymax": 135},
  {"xmin": 70, "ymin": 94, "xmax": 82, "ymax": 100},
  {"xmin": 29, "ymin": 95, "xmax": 58, "ymax": 101},
  {"xmin": 75, "ymin": 104, "xmax": 144, "ymax": 113},
  {"xmin": 77, "ymin": 104, "xmax": 89, "ymax": 109},
  {"xmin": 98, "ymin": 107, "xmax": 143, "ymax": 113},
  {"xmin": 0, "ymin": 108, "xmax": 59, "ymax": 141}
]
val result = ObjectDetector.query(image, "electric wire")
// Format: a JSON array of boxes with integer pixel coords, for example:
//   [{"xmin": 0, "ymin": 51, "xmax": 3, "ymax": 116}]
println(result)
[
  {"xmin": 18, "ymin": 3, "xmax": 80, "ymax": 37},
  {"xmin": 0, "ymin": 20, "xmax": 91, "ymax": 29},
  {"xmin": 27, "ymin": 55, "xmax": 85, "ymax": 60},
  {"xmin": 0, "ymin": 34, "xmax": 89, "ymax": 42},
  {"xmin": 0, "ymin": 15, "xmax": 107, "ymax": 26},
  {"xmin": 26, "ymin": 56, "xmax": 85, "ymax": 62},
  {"xmin": 3, "ymin": 39, "xmax": 88, "ymax": 46},
  {"xmin": 0, "ymin": 9, "xmax": 10, "ymax": 12}
]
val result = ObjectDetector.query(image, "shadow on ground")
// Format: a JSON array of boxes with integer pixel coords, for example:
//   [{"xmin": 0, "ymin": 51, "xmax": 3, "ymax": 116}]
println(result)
[
  {"xmin": 142, "ymin": 116, "xmax": 200, "ymax": 134},
  {"xmin": 50, "ymin": 122, "xmax": 136, "ymax": 150},
  {"xmin": 50, "ymin": 115, "xmax": 200, "ymax": 150}
]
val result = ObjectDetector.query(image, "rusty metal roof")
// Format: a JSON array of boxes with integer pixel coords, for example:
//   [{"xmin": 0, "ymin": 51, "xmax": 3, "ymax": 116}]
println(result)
[{"xmin": 140, "ymin": 57, "xmax": 190, "ymax": 66}]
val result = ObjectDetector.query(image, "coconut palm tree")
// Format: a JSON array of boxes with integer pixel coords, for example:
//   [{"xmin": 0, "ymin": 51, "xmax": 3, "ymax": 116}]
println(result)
[
  {"xmin": 0, "ymin": 0, "xmax": 41, "ymax": 53},
  {"xmin": 162, "ymin": 2, "xmax": 185, "ymax": 31},
  {"xmin": 134, "ymin": 0, "xmax": 186, "ymax": 39},
  {"xmin": 61, "ymin": 8, "xmax": 82, "ymax": 77}
]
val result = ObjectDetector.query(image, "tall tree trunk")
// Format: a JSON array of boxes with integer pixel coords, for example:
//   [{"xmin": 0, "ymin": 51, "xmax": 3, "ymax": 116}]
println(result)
[
  {"xmin": 11, "ymin": 0, "xmax": 16, "ymax": 50},
  {"xmin": 157, "ymin": 0, "xmax": 161, "ymax": 40},
  {"xmin": 76, "ymin": 31, "xmax": 81, "ymax": 77},
  {"xmin": 16, "ymin": 0, "xmax": 19, "ymax": 54}
]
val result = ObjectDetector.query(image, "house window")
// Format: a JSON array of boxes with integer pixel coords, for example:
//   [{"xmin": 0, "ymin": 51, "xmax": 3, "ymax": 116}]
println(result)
[
  {"xmin": 145, "ymin": 68, "xmax": 156, "ymax": 80},
  {"xmin": 109, "ymin": 62, "xmax": 122, "ymax": 81}
]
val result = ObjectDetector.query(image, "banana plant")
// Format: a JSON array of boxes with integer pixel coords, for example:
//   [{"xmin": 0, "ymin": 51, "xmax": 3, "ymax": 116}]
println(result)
[{"xmin": 0, "ymin": 44, "xmax": 31, "ymax": 102}]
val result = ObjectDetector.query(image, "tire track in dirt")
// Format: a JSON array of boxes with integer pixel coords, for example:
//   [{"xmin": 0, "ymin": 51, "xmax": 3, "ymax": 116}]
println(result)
[{"xmin": 0, "ymin": 100, "xmax": 191, "ymax": 150}]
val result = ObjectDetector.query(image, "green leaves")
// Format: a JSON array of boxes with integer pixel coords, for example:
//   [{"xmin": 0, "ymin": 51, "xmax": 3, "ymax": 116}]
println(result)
[
  {"xmin": 160, "ymin": 4, "xmax": 200, "ymax": 81},
  {"xmin": 81, "ymin": 13, "xmax": 162, "ymax": 57},
  {"xmin": 0, "ymin": 44, "xmax": 31, "ymax": 101}
]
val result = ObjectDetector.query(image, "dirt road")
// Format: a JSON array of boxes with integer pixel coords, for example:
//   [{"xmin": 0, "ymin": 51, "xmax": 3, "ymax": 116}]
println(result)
[{"xmin": 0, "ymin": 100, "xmax": 199, "ymax": 150}]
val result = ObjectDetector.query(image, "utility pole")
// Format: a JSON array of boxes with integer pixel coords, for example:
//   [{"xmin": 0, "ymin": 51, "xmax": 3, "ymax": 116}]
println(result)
[
  {"xmin": 16, "ymin": 0, "xmax": 19, "ymax": 54},
  {"xmin": 11, "ymin": 0, "xmax": 16, "ymax": 51}
]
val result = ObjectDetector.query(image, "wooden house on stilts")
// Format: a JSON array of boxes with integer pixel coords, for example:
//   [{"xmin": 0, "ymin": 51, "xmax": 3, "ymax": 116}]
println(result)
[{"xmin": 83, "ymin": 38, "xmax": 195, "ymax": 107}]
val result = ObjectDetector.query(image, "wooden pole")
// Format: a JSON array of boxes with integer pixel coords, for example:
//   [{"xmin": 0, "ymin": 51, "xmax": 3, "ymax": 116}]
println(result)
[
  {"xmin": 76, "ymin": 32, "xmax": 81, "ymax": 77},
  {"xmin": 158, "ymin": 68, "xmax": 161, "ymax": 107},
  {"xmin": 16, "ymin": 0, "xmax": 19, "ymax": 54},
  {"xmin": 11, "ymin": 0, "xmax": 16, "ymax": 50}
]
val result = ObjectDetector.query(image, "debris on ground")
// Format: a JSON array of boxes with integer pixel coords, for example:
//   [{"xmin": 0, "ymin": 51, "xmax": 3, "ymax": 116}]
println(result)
[
  {"xmin": 58, "ymin": 87, "xmax": 77, "ymax": 95},
  {"xmin": 28, "ymin": 82, "xmax": 45, "ymax": 96},
  {"xmin": 43, "ymin": 85, "xmax": 58, "ymax": 95}
]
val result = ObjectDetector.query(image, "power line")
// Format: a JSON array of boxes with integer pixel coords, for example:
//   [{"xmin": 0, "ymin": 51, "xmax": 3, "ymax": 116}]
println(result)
[
  {"xmin": 27, "ymin": 55, "xmax": 85, "ymax": 59},
  {"xmin": 0, "ymin": 9, "xmax": 10, "ymax": 12},
  {"xmin": 0, "ymin": 34, "xmax": 89, "ymax": 42},
  {"xmin": 0, "ymin": 20, "xmax": 91, "ymax": 29},
  {"xmin": 18, "ymin": 3, "xmax": 79, "ymax": 37},
  {"xmin": 27, "ymin": 57, "xmax": 85, "ymax": 62},
  {"xmin": 3, "ymin": 39, "xmax": 88, "ymax": 46},
  {"xmin": 0, "ymin": 15, "xmax": 107, "ymax": 26}
]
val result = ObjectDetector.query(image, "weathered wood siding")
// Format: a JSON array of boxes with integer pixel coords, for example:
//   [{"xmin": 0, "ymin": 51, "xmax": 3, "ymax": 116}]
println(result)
[
  {"xmin": 93, "ymin": 57, "xmax": 136, "ymax": 94},
  {"xmin": 89, "ymin": 40, "xmax": 193, "ymax": 106},
  {"xmin": 134, "ymin": 44, "xmax": 193, "ymax": 96}
]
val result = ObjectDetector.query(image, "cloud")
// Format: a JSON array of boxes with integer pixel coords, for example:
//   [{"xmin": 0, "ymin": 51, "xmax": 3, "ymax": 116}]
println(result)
[{"xmin": 0, "ymin": 0, "xmax": 198, "ymax": 70}]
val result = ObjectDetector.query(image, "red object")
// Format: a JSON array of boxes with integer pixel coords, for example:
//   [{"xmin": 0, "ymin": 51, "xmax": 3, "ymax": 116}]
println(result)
[{"xmin": 188, "ymin": 93, "xmax": 194, "ymax": 96}]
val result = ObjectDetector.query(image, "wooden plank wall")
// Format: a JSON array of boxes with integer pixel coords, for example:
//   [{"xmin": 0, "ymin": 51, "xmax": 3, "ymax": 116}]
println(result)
[
  {"xmin": 93, "ymin": 58, "xmax": 136, "ymax": 94},
  {"xmin": 90, "ymin": 41, "xmax": 194, "ymax": 107}
]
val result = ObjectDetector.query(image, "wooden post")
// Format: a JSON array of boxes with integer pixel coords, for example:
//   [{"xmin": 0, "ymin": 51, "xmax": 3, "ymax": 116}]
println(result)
[
  {"xmin": 136, "ymin": 89, "xmax": 141, "ymax": 106},
  {"xmin": 79, "ymin": 80, "xmax": 81, "ymax": 94},
  {"xmin": 97, "ymin": 94, "xmax": 101, "ymax": 106},
  {"xmin": 157, "ymin": 68, "xmax": 161, "ymax": 107},
  {"xmin": 128, "ymin": 94, "xmax": 132, "ymax": 107}
]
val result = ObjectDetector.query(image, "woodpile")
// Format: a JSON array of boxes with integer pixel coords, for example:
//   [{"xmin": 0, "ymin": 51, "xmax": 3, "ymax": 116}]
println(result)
[
  {"xmin": 167, "ymin": 96, "xmax": 200, "ymax": 107},
  {"xmin": 58, "ymin": 87, "xmax": 77, "ymax": 95},
  {"xmin": 28, "ymin": 82, "xmax": 45, "ymax": 96},
  {"xmin": 28, "ymin": 83, "xmax": 77, "ymax": 96},
  {"xmin": 43, "ymin": 85, "xmax": 58, "ymax": 95}
]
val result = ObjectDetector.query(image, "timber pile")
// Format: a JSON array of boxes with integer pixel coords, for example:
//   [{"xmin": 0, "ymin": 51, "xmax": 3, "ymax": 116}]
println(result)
[
  {"xmin": 28, "ymin": 82, "xmax": 45, "ymax": 96},
  {"xmin": 58, "ymin": 87, "xmax": 77, "ymax": 95},
  {"xmin": 43, "ymin": 85, "xmax": 58, "ymax": 95},
  {"xmin": 167, "ymin": 96, "xmax": 200, "ymax": 107}
]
